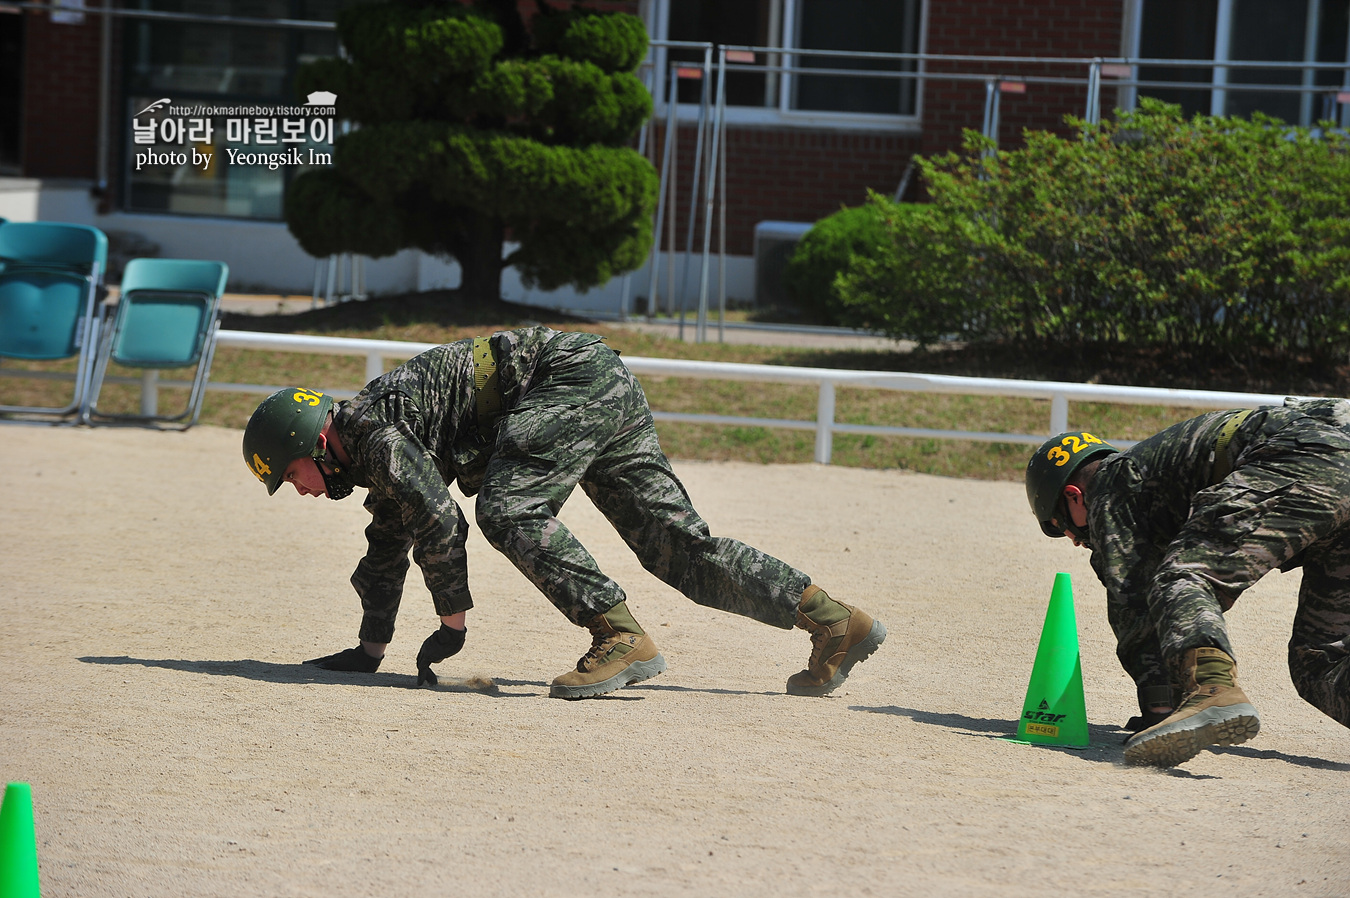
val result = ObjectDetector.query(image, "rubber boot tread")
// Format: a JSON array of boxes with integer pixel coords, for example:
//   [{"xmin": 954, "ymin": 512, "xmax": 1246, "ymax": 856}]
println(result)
[
  {"xmin": 1123, "ymin": 703, "xmax": 1260, "ymax": 767},
  {"xmin": 549, "ymin": 654, "xmax": 668, "ymax": 700}
]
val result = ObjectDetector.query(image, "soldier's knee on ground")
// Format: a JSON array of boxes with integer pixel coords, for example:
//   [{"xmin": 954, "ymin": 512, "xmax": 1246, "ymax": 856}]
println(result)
[{"xmin": 1289, "ymin": 641, "xmax": 1350, "ymax": 727}]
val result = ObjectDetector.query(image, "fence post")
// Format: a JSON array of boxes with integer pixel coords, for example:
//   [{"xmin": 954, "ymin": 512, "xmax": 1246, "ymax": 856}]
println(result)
[
  {"xmin": 815, "ymin": 380, "xmax": 835, "ymax": 464},
  {"xmin": 139, "ymin": 369, "xmax": 159, "ymax": 416},
  {"xmin": 1050, "ymin": 392, "xmax": 1068, "ymax": 435},
  {"xmin": 365, "ymin": 352, "xmax": 383, "ymax": 385},
  {"xmin": 1084, "ymin": 59, "xmax": 1101, "ymax": 124}
]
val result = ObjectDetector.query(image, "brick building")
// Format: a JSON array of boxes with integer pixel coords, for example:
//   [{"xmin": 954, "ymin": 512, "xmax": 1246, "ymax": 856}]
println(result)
[{"xmin": 1, "ymin": 0, "xmax": 1346, "ymax": 310}]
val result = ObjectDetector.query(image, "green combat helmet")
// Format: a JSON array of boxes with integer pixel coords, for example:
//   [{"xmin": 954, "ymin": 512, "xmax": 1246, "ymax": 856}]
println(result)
[
  {"xmin": 242, "ymin": 387, "xmax": 333, "ymax": 495},
  {"xmin": 1025, "ymin": 431, "xmax": 1119, "ymax": 538}
]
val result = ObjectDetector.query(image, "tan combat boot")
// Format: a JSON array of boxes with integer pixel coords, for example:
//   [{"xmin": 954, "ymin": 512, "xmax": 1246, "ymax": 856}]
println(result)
[
  {"xmin": 550, "ymin": 602, "xmax": 667, "ymax": 699},
  {"xmin": 1123, "ymin": 647, "xmax": 1260, "ymax": 767},
  {"xmin": 786, "ymin": 585, "xmax": 886, "ymax": 696}
]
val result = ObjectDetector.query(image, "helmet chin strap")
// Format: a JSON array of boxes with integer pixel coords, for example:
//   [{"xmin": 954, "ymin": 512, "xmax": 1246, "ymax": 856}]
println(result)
[
  {"xmin": 312, "ymin": 453, "xmax": 355, "ymax": 501},
  {"xmin": 1055, "ymin": 497, "xmax": 1093, "ymax": 549},
  {"xmin": 1063, "ymin": 517, "xmax": 1093, "ymax": 549}
]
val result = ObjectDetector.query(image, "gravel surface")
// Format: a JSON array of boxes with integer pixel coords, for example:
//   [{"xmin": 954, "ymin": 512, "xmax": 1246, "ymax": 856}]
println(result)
[{"xmin": 3, "ymin": 423, "xmax": 1347, "ymax": 898}]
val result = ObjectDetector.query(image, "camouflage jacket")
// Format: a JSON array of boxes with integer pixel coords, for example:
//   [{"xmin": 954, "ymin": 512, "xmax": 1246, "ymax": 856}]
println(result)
[
  {"xmin": 1084, "ymin": 398, "xmax": 1350, "ymax": 690},
  {"xmin": 332, "ymin": 326, "xmax": 605, "ymax": 643}
]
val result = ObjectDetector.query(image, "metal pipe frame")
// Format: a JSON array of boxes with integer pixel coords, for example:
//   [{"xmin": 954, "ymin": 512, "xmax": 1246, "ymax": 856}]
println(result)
[
  {"xmin": 675, "ymin": 46, "xmax": 712, "ymax": 342},
  {"xmin": 0, "ymin": 1, "xmax": 337, "ymax": 30}
]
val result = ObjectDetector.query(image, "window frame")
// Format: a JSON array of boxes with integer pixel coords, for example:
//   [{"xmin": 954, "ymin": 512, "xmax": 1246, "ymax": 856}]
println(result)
[
  {"xmin": 1122, "ymin": 0, "xmax": 1350, "ymax": 126},
  {"xmin": 643, "ymin": 0, "xmax": 928, "ymax": 133}
]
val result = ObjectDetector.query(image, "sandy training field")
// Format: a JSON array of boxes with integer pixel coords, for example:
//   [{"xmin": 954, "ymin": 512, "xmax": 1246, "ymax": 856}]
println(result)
[{"xmin": 3, "ymin": 423, "xmax": 1348, "ymax": 897}]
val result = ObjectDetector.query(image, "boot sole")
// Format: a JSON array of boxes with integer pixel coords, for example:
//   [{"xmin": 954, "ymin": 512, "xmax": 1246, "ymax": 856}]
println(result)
[
  {"xmin": 786, "ymin": 620, "xmax": 887, "ymax": 697},
  {"xmin": 1123, "ymin": 702, "xmax": 1260, "ymax": 767},
  {"xmin": 549, "ymin": 653, "xmax": 668, "ymax": 700}
]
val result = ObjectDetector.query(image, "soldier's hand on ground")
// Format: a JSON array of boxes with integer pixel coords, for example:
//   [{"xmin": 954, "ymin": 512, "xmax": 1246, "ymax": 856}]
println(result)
[
  {"xmin": 416, "ymin": 624, "xmax": 467, "ymax": 686},
  {"xmin": 304, "ymin": 645, "xmax": 382, "ymax": 673}
]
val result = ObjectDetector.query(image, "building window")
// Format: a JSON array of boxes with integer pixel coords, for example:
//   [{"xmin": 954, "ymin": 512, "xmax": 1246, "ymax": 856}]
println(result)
[
  {"xmin": 0, "ymin": 11, "xmax": 22, "ymax": 173},
  {"xmin": 1133, "ymin": 0, "xmax": 1350, "ymax": 125},
  {"xmin": 122, "ymin": 0, "xmax": 348, "ymax": 220},
  {"xmin": 653, "ymin": 0, "xmax": 923, "ymax": 128}
]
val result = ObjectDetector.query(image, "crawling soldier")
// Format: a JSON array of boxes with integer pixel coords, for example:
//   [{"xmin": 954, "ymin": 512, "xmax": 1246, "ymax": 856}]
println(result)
[
  {"xmin": 243, "ymin": 326, "xmax": 885, "ymax": 699},
  {"xmin": 1026, "ymin": 399, "xmax": 1350, "ymax": 766}
]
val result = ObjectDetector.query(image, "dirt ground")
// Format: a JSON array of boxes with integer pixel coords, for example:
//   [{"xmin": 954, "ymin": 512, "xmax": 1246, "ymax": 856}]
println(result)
[{"xmin": 2, "ymin": 423, "xmax": 1348, "ymax": 898}]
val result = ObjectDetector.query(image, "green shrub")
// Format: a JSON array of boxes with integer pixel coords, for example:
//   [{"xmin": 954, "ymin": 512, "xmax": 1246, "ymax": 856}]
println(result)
[
  {"xmin": 783, "ymin": 203, "xmax": 888, "ymax": 326},
  {"xmin": 833, "ymin": 195, "xmax": 983, "ymax": 346},
  {"xmin": 901, "ymin": 100, "xmax": 1350, "ymax": 360},
  {"xmin": 783, "ymin": 196, "xmax": 985, "ymax": 345},
  {"xmin": 816, "ymin": 102, "xmax": 1350, "ymax": 358}
]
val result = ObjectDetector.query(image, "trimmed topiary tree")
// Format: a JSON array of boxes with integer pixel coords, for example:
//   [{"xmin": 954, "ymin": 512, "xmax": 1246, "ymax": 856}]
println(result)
[{"xmin": 286, "ymin": 0, "xmax": 657, "ymax": 303}]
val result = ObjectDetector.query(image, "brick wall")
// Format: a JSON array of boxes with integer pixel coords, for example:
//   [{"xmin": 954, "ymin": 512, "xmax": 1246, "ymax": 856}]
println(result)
[
  {"xmin": 654, "ymin": 124, "xmax": 920, "ymax": 256},
  {"xmin": 921, "ymin": 0, "xmax": 1125, "ymax": 156},
  {"xmin": 661, "ymin": 0, "xmax": 1126, "ymax": 257},
  {"xmin": 21, "ymin": 8, "xmax": 103, "ymax": 179},
  {"xmin": 518, "ymin": 0, "xmax": 638, "ymax": 17},
  {"xmin": 16, "ymin": 0, "xmax": 1130, "ymax": 265},
  {"xmin": 17, "ymin": 1, "xmax": 645, "ymax": 186}
]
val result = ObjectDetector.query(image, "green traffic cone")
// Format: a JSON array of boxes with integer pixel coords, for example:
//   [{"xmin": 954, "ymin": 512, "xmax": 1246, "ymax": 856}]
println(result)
[
  {"xmin": 1015, "ymin": 572, "xmax": 1089, "ymax": 747},
  {"xmin": 0, "ymin": 782, "xmax": 40, "ymax": 898}
]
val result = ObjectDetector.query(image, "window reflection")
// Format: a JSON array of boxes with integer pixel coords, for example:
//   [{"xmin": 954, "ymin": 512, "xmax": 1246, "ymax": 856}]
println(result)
[
  {"xmin": 1136, "ymin": 0, "xmax": 1350, "ymax": 125},
  {"xmin": 122, "ymin": 0, "xmax": 346, "ymax": 219},
  {"xmin": 664, "ymin": 0, "xmax": 921, "ymax": 117}
]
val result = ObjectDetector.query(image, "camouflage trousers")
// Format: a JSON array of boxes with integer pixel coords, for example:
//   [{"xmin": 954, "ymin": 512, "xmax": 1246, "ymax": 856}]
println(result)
[
  {"xmin": 1152, "ymin": 415, "xmax": 1350, "ymax": 727},
  {"xmin": 474, "ymin": 340, "xmax": 810, "ymax": 631}
]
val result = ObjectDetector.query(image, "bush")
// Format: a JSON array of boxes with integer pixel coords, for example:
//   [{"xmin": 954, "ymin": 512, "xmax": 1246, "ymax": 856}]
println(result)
[
  {"xmin": 783, "ymin": 203, "xmax": 887, "ymax": 326},
  {"xmin": 782, "ymin": 197, "xmax": 983, "ymax": 345},
  {"xmin": 833, "ymin": 196, "xmax": 982, "ymax": 346},
  {"xmin": 828, "ymin": 100, "xmax": 1350, "ymax": 360}
]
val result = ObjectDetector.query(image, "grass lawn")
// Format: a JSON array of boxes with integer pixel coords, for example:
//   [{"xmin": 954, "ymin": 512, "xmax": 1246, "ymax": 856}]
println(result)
[{"xmin": 4, "ymin": 289, "xmax": 1343, "ymax": 481}]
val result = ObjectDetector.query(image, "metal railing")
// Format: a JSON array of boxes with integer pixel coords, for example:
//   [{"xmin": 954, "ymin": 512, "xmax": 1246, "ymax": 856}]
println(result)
[{"xmin": 7, "ymin": 329, "xmax": 1306, "ymax": 463}]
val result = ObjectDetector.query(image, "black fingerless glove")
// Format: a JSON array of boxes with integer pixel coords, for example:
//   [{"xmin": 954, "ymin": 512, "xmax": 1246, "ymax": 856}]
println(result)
[
  {"xmin": 1122, "ymin": 709, "xmax": 1172, "ymax": 737},
  {"xmin": 1122, "ymin": 683, "xmax": 1178, "ymax": 741},
  {"xmin": 416, "ymin": 625, "xmax": 467, "ymax": 686},
  {"xmin": 304, "ymin": 645, "xmax": 382, "ymax": 673}
]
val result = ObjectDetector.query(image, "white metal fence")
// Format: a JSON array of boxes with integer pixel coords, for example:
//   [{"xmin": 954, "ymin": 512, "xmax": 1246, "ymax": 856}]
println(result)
[
  {"xmin": 128, "ymin": 330, "xmax": 1311, "ymax": 463},
  {"xmin": 4, "ymin": 330, "xmax": 1313, "ymax": 459}
]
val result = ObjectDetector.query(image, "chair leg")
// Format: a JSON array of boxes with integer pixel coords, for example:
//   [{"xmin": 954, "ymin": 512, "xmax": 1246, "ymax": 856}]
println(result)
[
  {"xmin": 184, "ymin": 322, "xmax": 221, "ymax": 429},
  {"xmin": 78, "ymin": 308, "xmax": 111, "ymax": 425}
]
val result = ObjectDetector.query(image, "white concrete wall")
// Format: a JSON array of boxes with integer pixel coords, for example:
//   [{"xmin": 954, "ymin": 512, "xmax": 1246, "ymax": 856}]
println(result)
[
  {"xmin": 0, "ymin": 178, "xmax": 42, "ymax": 221},
  {"xmin": 418, "ymin": 248, "xmax": 755, "ymax": 318},
  {"xmin": 0, "ymin": 177, "xmax": 755, "ymax": 315},
  {"xmin": 0, "ymin": 178, "xmax": 422, "ymax": 295}
]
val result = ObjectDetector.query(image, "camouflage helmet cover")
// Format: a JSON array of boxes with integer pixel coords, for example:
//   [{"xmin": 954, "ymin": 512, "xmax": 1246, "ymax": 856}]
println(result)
[
  {"xmin": 1025, "ymin": 431, "xmax": 1119, "ymax": 537},
  {"xmin": 242, "ymin": 388, "xmax": 334, "ymax": 495}
]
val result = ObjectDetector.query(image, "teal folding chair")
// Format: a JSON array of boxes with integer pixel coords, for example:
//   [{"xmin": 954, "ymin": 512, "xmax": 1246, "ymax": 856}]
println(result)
[
  {"xmin": 83, "ymin": 258, "xmax": 229, "ymax": 428},
  {"xmin": 0, "ymin": 222, "xmax": 109, "ymax": 419}
]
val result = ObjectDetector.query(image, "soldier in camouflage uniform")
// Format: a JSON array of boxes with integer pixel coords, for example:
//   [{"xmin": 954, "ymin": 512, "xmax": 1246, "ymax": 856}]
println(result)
[
  {"xmin": 242, "ymin": 326, "xmax": 886, "ymax": 699},
  {"xmin": 1025, "ymin": 399, "xmax": 1350, "ymax": 767}
]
